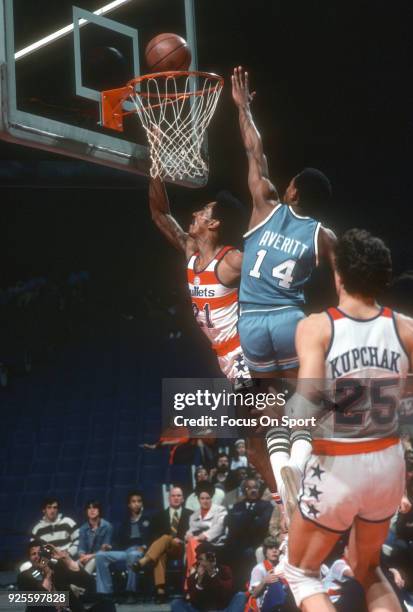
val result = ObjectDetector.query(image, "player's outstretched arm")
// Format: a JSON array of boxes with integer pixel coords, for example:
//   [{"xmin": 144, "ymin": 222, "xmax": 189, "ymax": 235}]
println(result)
[
  {"xmin": 149, "ymin": 177, "xmax": 196, "ymax": 257},
  {"xmin": 231, "ymin": 66, "xmax": 279, "ymax": 229},
  {"xmin": 285, "ymin": 315, "xmax": 331, "ymax": 421},
  {"xmin": 296, "ymin": 315, "xmax": 330, "ymax": 380}
]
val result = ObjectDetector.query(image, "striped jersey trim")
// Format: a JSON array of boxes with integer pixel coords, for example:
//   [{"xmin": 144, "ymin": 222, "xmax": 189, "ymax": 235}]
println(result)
[
  {"xmin": 239, "ymin": 305, "xmax": 295, "ymax": 315},
  {"xmin": 288, "ymin": 206, "xmax": 311, "ymax": 220},
  {"xmin": 212, "ymin": 334, "xmax": 241, "ymax": 356}
]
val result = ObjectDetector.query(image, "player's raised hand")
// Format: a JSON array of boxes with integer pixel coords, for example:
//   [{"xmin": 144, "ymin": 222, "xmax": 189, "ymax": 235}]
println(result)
[{"xmin": 231, "ymin": 66, "xmax": 256, "ymax": 107}]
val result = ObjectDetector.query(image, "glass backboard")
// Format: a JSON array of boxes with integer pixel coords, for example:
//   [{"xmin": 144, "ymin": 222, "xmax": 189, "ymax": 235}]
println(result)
[{"xmin": 0, "ymin": 0, "xmax": 205, "ymax": 187}]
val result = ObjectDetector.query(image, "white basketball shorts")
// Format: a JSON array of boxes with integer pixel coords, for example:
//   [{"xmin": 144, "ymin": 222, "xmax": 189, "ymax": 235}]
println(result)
[{"xmin": 298, "ymin": 439, "xmax": 405, "ymax": 532}]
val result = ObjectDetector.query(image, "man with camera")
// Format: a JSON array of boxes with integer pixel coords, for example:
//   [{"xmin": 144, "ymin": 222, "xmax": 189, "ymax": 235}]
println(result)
[
  {"xmin": 171, "ymin": 542, "xmax": 246, "ymax": 612},
  {"xmin": 17, "ymin": 541, "xmax": 95, "ymax": 612}
]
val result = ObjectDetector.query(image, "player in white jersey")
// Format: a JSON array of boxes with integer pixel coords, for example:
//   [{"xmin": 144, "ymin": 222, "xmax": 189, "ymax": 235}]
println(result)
[
  {"xmin": 149, "ymin": 177, "xmax": 250, "ymax": 383},
  {"xmin": 284, "ymin": 229, "xmax": 413, "ymax": 611}
]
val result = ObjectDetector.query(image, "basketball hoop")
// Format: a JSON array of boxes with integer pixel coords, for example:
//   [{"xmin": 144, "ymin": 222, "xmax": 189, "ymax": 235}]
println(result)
[{"xmin": 101, "ymin": 71, "xmax": 224, "ymax": 181}]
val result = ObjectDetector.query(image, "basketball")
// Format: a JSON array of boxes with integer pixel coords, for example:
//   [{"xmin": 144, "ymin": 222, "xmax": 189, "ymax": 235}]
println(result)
[{"xmin": 145, "ymin": 33, "xmax": 192, "ymax": 72}]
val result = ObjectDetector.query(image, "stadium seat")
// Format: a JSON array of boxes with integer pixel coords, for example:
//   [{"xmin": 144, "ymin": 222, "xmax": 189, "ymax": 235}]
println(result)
[
  {"xmin": 86, "ymin": 454, "xmax": 110, "ymax": 471},
  {"xmin": 12, "ymin": 430, "xmax": 36, "ymax": 445},
  {"xmin": 12, "ymin": 445, "xmax": 34, "ymax": 462},
  {"xmin": 141, "ymin": 465, "xmax": 164, "ymax": 483},
  {"xmin": 8, "ymin": 461, "xmax": 31, "ymax": 476},
  {"xmin": 82, "ymin": 471, "xmax": 108, "ymax": 488},
  {"xmin": 64, "ymin": 427, "xmax": 89, "ymax": 442},
  {"xmin": 113, "ymin": 452, "xmax": 138, "ymax": 469},
  {"xmin": 115, "ymin": 436, "xmax": 139, "ymax": 452},
  {"xmin": 38, "ymin": 428, "xmax": 62, "ymax": 444},
  {"xmin": 0, "ymin": 475, "xmax": 26, "ymax": 492},
  {"xmin": 169, "ymin": 465, "xmax": 192, "ymax": 488},
  {"xmin": 26, "ymin": 474, "xmax": 52, "ymax": 493},
  {"xmin": 88, "ymin": 439, "xmax": 109, "ymax": 454},
  {"xmin": 35, "ymin": 444, "xmax": 59, "ymax": 461},
  {"xmin": 111, "ymin": 468, "xmax": 137, "ymax": 486},
  {"xmin": 31, "ymin": 459, "xmax": 52, "ymax": 474},
  {"xmin": 58, "ymin": 457, "xmax": 82, "ymax": 473},
  {"xmin": 54, "ymin": 472, "xmax": 80, "ymax": 490},
  {"xmin": 60, "ymin": 442, "xmax": 85, "ymax": 458}
]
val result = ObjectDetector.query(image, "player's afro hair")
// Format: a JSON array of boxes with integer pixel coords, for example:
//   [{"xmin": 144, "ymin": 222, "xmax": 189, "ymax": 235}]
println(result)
[
  {"xmin": 294, "ymin": 167, "xmax": 332, "ymax": 208},
  {"xmin": 212, "ymin": 190, "xmax": 246, "ymax": 246},
  {"xmin": 335, "ymin": 229, "xmax": 392, "ymax": 297}
]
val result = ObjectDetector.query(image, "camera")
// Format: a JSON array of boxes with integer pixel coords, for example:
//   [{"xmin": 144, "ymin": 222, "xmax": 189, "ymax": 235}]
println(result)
[
  {"xmin": 39, "ymin": 544, "xmax": 54, "ymax": 559},
  {"xmin": 39, "ymin": 545, "xmax": 58, "ymax": 566}
]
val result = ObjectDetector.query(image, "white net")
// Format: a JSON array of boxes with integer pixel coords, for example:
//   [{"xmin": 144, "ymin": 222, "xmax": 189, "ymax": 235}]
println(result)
[{"xmin": 129, "ymin": 72, "xmax": 223, "ymax": 181}]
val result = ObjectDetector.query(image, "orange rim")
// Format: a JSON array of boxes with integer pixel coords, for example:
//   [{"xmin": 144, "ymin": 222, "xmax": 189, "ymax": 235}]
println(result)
[
  {"xmin": 129, "ymin": 70, "xmax": 224, "ymax": 99},
  {"xmin": 101, "ymin": 70, "xmax": 224, "ymax": 132}
]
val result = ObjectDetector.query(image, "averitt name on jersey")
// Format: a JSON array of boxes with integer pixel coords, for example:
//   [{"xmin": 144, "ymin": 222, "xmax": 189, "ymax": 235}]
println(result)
[{"xmin": 258, "ymin": 230, "xmax": 309, "ymax": 257}]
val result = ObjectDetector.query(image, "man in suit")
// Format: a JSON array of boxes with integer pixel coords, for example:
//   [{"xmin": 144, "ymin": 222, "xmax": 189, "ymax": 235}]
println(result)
[
  {"xmin": 226, "ymin": 478, "xmax": 273, "ymax": 588},
  {"xmin": 133, "ymin": 486, "xmax": 192, "ymax": 603}
]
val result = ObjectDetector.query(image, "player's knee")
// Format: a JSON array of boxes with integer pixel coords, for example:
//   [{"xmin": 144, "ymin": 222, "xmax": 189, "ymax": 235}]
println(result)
[
  {"xmin": 350, "ymin": 557, "xmax": 381, "ymax": 587},
  {"xmin": 284, "ymin": 560, "xmax": 326, "ymax": 608},
  {"xmin": 95, "ymin": 550, "xmax": 107, "ymax": 564}
]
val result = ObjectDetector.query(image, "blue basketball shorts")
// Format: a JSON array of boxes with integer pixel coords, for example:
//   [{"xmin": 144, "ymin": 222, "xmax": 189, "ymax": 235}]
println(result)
[{"xmin": 238, "ymin": 305, "xmax": 305, "ymax": 373}]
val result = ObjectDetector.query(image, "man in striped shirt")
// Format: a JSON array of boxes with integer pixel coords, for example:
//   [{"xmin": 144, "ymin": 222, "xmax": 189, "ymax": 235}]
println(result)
[{"xmin": 31, "ymin": 497, "xmax": 79, "ymax": 558}]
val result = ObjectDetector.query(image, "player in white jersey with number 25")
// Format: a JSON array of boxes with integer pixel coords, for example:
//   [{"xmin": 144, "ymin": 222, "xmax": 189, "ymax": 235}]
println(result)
[{"xmin": 283, "ymin": 229, "xmax": 413, "ymax": 611}]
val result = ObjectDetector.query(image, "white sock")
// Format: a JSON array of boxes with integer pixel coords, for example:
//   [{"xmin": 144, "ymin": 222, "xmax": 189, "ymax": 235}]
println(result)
[
  {"xmin": 266, "ymin": 427, "xmax": 290, "ymax": 494},
  {"xmin": 289, "ymin": 429, "xmax": 312, "ymax": 474}
]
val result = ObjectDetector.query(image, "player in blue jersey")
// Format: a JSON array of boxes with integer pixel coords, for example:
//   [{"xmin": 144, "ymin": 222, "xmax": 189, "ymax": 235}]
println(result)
[
  {"xmin": 231, "ymin": 66, "xmax": 336, "ymax": 377},
  {"xmin": 231, "ymin": 66, "xmax": 337, "ymax": 519}
]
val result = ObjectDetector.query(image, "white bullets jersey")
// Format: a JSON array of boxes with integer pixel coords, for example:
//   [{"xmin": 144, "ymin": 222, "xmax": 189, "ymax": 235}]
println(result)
[
  {"xmin": 187, "ymin": 246, "xmax": 240, "ymax": 351},
  {"xmin": 322, "ymin": 306, "xmax": 410, "ymax": 439}
]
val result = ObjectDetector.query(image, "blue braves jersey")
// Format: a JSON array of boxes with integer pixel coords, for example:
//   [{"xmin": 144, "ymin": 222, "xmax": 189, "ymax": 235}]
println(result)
[{"xmin": 240, "ymin": 204, "xmax": 321, "ymax": 307}]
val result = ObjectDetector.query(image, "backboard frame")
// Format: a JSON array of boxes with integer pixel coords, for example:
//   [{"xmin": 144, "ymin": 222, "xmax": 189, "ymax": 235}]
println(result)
[{"xmin": 0, "ymin": 0, "xmax": 206, "ymax": 187}]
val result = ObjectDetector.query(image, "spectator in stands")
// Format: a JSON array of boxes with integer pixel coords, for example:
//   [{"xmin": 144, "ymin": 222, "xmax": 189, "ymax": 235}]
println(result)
[
  {"xmin": 78, "ymin": 500, "xmax": 113, "ymax": 574},
  {"xmin": 31, "ymin": 497, "xmax": 78, "ymax": 557},
  {"xmin": 95, "ymin": 490, "xmax": 150, "ymax": 603},
  {"xmin": 17, "ymin": 541, "xmax": 97, "ymax": 612},
  {"xmin": 230, "ymin": 440, "xmax": 248, "ymax": 471},
  {"xmin": 257, "ymin": 492, "xmax": 287, "ymax": 559},
  {"xmin": 320, "ymin": 551, "xmax": 368, "ymax": 612},
  {"xmin": 223, "ymin": 467, "xmax": 249, "ymax": 510},
  {"xmin": 186, "ymin": 467, "xmax": 225, "ymax": 511},
  {"xmin": 133, "ymin": 486, "xmax": 192, "ymax": 603},
  {"xmin": 210, "ymin": 453, "xmax": 231, "ymax": 491},
  {"xmin": 225, "ymin": 478, "xmax": 273, "ymax": 587},
  {"xmin": 171, "ymin": 542, "xmax": 245, "ymax": 612},
  {"xmin": 247, "ymin": 537, "xmax": 291, "ymax": 612},
  {"xmin": 185, "ymin": 482, "xmax": 228, "ymax": 578}
]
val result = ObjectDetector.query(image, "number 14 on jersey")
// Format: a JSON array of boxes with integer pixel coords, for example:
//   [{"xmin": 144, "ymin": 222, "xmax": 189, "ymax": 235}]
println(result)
[{"xmin": 249, "ymin": 249, "xmax": 297, "ymax": 289}]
